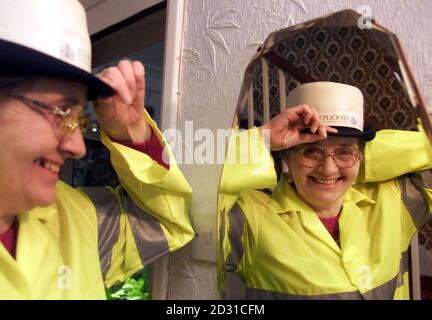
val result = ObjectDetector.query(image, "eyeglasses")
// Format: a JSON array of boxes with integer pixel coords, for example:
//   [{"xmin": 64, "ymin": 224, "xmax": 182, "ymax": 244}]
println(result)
[
  {"xmin": 6, "ymin": 93, "xmax": 89, "ymax": 136},
  {"xmin": 293, "ymin": 145, "xmax": 362, "ymax": 168}
]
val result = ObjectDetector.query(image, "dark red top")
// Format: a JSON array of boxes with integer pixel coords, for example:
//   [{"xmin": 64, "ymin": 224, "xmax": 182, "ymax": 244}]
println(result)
[
  {"xmin": 0, "ymin": 220, "xmax": 18, "ymax": 258},
  {"xmin": 111, "ymin": 127, "xmax": 169, "ymax": 169},
  {"xmin": 319, "ymin": 214, "xmax": 340, "ymax": 244},
  {"xmin": 0, "ymin": 127, "xmax": 167, "ymax": 258}
]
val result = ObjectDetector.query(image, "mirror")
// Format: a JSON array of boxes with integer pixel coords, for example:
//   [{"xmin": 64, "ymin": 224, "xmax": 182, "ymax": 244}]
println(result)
[
  {"xmin": 235, "ymin": 9, "xmax": 429, "ymax": 135},
  {"xmin": 218, "ymin": 9, "xmax": 432, "ymax": 300}
]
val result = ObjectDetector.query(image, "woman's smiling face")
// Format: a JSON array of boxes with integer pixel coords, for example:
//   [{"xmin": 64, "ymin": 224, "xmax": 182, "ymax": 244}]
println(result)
[
  {"xmin": 284, "ymin": 136, "xmax": 361, "ymax": 212},
  {"xmin": 0, "ymin": 77, "xmax": 87, "ymax": 214}
]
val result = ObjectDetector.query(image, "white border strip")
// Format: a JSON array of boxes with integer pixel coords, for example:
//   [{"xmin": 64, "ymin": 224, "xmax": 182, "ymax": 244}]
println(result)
[
  {"xmin": 160, "ymin": 0, "xmax": 185, "ymax": 132},
  {"xmin": 152, "ymin": 0, "xmax": 186, "ymax": 300}
]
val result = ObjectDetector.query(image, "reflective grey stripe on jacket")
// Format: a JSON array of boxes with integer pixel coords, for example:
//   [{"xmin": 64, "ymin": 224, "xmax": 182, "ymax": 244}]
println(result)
[
  {"xmin": 223, "ymin": 204, "xmax": 410, "ymax": 300},
  {"xmin": 399, "ymin": 170, "xmax": 432, "ymax": 229},
  {"xmin": 83, "ymin": 187, "xmax": 169, "ymax": 280},
  {"xmin": 244, "ymin": 250, "xmax": 409, "ymax": 300},
  {"xmin": 120, "ymin": 189, "xmax": 169, "ymax": 265},
  {"xmin": 83, "ymin": 187, "xmax": 120, "ymax": 280},
  {"xmin": 221, "ymin": 205, "xmax": 247, "ymax": 300},
  {"xmin": 225, "ymin": 203, "xmax": 245, "ymax": 274}
]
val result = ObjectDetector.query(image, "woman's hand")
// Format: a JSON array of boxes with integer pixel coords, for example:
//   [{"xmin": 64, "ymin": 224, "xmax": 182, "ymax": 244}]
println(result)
[
  {"xmin": 94, "ymin": 60, "xmax": 151, "ymax": 143},
  {"xmin": 258, "ymin": 104, "xmax": 337, "ymax": 151}
]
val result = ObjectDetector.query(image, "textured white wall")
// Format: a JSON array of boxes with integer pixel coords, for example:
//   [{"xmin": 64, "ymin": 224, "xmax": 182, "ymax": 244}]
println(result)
[{"xmin": 169, "ymin": 0, "xmax": 432, "ymax": 299}]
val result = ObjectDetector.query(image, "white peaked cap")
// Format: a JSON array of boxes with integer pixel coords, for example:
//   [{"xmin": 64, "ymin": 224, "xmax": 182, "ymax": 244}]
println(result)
[
  {"xmin": 0, "ymin": 0, "xmax": 91, "ymax": 72},
  {"xmin": 0, "ymin": 0, "xmax": 114, "ymax": 99},
  {"xmin": 286, "ymin": 82, "xmax": 364, "ymax": 132}
]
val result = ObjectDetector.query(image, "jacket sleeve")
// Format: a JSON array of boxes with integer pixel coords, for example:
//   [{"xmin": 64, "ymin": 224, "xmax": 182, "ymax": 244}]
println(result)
[
  {"xmin": 82, "ymin": 110, "xmax": 194, "ymax": 288},
  {"xmin": 218, "ymin": 127, "xmax": 276, "ymax": 297},
  {"xmin": 218, "ymin": 127, "xmax": 277, "ymax": 231},
  {"xmin": 361, "ymin": 124, "xmax": 432, "ymax": 234},
  {"xmin": 219, "ymin": 127, "xmax": 277, "ymax": 194},
  {"xmin": 361, "ymin": 124, "xmax": 432, "ymax": 183},
  {"xmin": 398, "ymin": 170, "xmax": 432, "ymax": 232}
]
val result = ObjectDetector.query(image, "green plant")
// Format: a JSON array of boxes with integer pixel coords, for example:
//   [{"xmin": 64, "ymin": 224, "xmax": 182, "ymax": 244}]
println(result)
[{"xmin": 107, "ymin": 276, "xmax": 150, "ymax": 300}]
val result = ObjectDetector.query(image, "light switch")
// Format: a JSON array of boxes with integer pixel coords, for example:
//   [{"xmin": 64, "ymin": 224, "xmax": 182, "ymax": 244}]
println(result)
[
  {"xmin": 191, "ymin": 212, "xmax": 217, "ymax": 262},
  {"xmin": 203, "ymin": 229, "xmax": 212, "ymax": 245}
]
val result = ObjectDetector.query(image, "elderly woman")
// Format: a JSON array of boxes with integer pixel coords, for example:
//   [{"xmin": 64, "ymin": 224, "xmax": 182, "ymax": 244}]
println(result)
[
  {"xmin": 0, "ymin": 0, "xmax": 193, "ymax": 299},
  {"xmin": 219, "ymin": 82, "xmax": 432, "ymax": 299}
]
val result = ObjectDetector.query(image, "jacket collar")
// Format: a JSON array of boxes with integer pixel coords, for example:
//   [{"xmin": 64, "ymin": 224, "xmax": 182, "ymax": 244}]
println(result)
[
  {"xmin": 20, "ymin": 203, "xmax": 57, "ymax": 223},
  {"xmin": 18, "ymin": 182, "xmax": 66, "ymax": 223}
]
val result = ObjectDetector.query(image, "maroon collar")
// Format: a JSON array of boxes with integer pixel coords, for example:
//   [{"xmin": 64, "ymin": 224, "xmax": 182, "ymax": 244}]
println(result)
[{"xmin": 0, "ymin": 218, "xmax": 18, "ymax": 258}]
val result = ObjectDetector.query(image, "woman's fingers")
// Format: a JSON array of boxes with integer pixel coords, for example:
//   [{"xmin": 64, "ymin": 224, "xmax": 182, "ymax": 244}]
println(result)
[
  {"xmin": 302, "ymin": 105, "xmax": 313, "ymax": 125},
  {"xmin": 133, "ymin": 61, "xmax": 145, "ymax": 93},
  {"xmin": 118, "ymin": 60, "xmax": 137, "ymax": 102},
  {"xmin": 298, "ymin": 105, "xmax": 338, "ymax": 138},
  {"xmin": 263, "ymin": 104, "xmax": 341, "ymax": 151},
  {"xmin": 318, "ymin": 123, "xmax": 328, "ymax": 139},
  {"xmin": 317, "ymin": 124, "xmax": 338, "ymax": 139},
  {"xmin": 310, "ymin": 108, "xmax": 321, "ymax": 133},
  {"xmin": 326, "ymin": 125, "xmax": 338, "ymax": 133},
  {"xmin": 308, "ymin": 117, "xmax": 319, "ymax": 134},
  {"xmin": 132, "ymin": 61, "xmax": 145, "ymax": 107},
  {"xmin": 97, "ymin": 63, "xmax": 133, "ymax": 105},
  {"xmin": 288, "ymin": 104, "xmax": 320, "ymax": 134}
]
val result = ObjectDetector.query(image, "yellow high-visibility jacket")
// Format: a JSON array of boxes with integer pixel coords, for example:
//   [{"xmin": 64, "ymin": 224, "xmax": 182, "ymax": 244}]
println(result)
[
  {"xmin": 0, "ymin": 111, "xmax": 194, "ymax": 299},
  {"xmin": 218, "ymin": 126, "xmax": 432, "ymax": 299}
]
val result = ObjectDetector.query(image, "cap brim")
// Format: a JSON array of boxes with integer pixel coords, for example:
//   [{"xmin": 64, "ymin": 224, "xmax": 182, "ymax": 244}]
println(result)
[
  {"xmin": 301, "ymin": 126, "xmax": 376, "ymax": 141},
  {"xmin": 329, "ymin": 127, "xmax": 376, "ymax": 142},
  {"xmin": 0, "ymin": 39, "xmax": 115, "ymax": 100}
]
